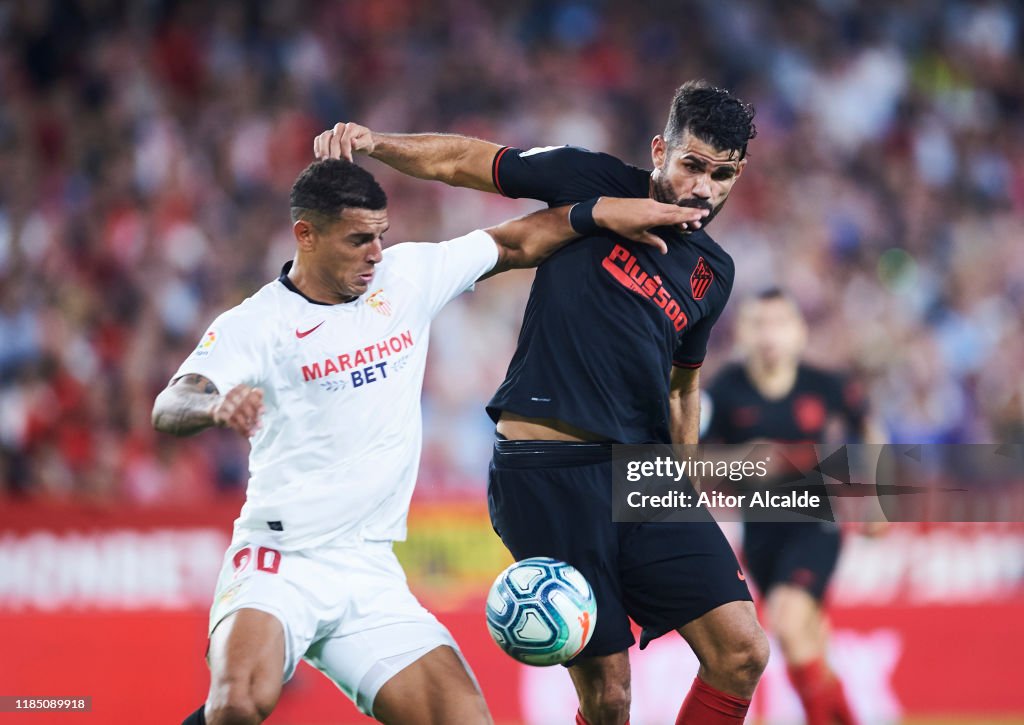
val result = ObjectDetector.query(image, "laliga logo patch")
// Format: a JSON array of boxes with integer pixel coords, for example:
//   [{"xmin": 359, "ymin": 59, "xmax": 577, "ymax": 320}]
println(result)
[
  {"xmin": 366, "ymin": 289, "xmax": 392, "ymax": 316},
  {"xmin": 194, "ymin": 329, "xmax": 217, "ymax": 357},
  {"xmin": 218, "ymin": 581, "xmax": 244, "ymax": 607}
]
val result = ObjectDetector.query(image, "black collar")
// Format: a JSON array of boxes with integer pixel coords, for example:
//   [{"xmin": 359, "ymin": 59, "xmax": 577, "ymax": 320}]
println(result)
[{"xmin": 277, "ymin": 261, "xmax": 355, "ymax": 306}]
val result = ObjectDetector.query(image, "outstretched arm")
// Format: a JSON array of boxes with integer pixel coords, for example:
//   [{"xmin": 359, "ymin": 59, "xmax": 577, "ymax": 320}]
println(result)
[
  {"xmin": 483, "ymin": 197, "xmax": 709, "ymax": 278},
  {"xmin": 314, "ymin": 122, "xmax": 500, "ymax": 191},
  {"xmin": 152, "ymin": 374, "xmax": 264, "ymax": 438}
]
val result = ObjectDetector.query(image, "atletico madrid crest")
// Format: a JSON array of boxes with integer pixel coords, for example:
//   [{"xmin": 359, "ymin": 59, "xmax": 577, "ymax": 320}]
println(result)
[{"xmin": 690, "ymin": 257, "xmax": 713, "ymax": 300}]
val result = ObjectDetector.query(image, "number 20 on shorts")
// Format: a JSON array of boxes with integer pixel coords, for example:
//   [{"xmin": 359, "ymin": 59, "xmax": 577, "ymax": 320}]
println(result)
[{"xmin": 232, "ymin": 546, "xmax": 281, "ymax": 575}]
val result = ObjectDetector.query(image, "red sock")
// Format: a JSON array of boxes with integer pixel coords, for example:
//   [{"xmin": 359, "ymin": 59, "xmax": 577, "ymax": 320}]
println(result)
[
  {"xmin": 787, "ymin": 658, "xmax": 857, "ymax": 725},
  {"xmin": 575, "ymin": 711, "xmax": 630, "ymax": 725},
  {"xmin": 676, "ymin": 676, "xmax": 750, "ymax": 724},
  {"xmin": 829, "ymin": 679, "xmax": 857, "ymax": 725}
]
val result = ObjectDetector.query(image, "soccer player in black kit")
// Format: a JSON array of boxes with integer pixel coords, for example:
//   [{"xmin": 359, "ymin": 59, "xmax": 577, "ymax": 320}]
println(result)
[
  {"xmin": 703, "ymin": 289, "xmax": 888, "ymax": 725},
  {"xmin": 315, "ymin": 81, "xmax": 766, "ymax": 725}
]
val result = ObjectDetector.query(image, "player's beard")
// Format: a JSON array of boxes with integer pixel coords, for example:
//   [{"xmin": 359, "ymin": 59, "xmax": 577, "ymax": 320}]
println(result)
[{"xmin": 651, "ymin": 176, "xmax": 726, "ymax": 229}]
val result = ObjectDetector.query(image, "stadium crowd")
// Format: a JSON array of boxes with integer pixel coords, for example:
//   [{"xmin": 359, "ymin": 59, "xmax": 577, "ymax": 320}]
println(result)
[{"xmin": 1, "ymin": 0, "xmax": 1022, "ymax": 502}]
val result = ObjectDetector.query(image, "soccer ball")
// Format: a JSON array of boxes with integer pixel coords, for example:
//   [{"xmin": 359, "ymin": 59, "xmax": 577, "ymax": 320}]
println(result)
[{"xmin": 485, "ymin": 556, "xmax": 597, "ymax": 666}]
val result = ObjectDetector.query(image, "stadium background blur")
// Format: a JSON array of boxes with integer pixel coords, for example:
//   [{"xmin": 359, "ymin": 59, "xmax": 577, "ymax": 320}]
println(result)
[{"xmin": 0, "ymin": 1, "xmax": 1021, "ymax": 723}]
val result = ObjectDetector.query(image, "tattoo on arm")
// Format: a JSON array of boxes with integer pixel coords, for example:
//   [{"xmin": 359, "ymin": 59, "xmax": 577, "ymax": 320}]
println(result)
[
  {"xmin": 152, "ymin": 374, "xmax": 221, "ymax": 437},
  {"xmin": 178, "ymin": 374, "xmax": 218, "ymax": 395}
]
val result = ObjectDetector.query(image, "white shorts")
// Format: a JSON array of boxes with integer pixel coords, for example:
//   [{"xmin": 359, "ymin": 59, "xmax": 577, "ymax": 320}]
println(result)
[{"xmin": 209, "ymin": 535, "xmax": 468, "ymax": 716}]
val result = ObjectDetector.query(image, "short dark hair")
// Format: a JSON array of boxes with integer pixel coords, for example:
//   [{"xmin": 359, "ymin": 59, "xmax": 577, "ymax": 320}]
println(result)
[
  {"xmin": 746, "ymin": 287, "xmax": 804, "ymax": 316},
  {"xmin": 664, "ymin": 80, "xmax": 757, "ymax": 159},
  {"xmin": 289, "ymin": 159, "xmax": 387, "ymax": 228},
  {"xmin": 754, "ymin": 286, "xmax": 789, "ymax": 302}
]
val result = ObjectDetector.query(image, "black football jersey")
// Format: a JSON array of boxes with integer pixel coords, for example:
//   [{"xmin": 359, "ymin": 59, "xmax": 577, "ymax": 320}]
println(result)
[
  {"xmin": 486, "ymin": 145, "xmax": 735, "ymax": 443},
  {"xmin": 704, "ymin": 363, "xmax": 867, "ymax": 444}
]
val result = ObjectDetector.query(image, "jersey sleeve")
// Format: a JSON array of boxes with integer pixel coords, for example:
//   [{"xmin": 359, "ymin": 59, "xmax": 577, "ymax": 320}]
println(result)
[
  {"xmin": 387, "ymin": 230, "xmax": 499, "ymax": 319},
  {"xmin": 492, "ymin": 145, "xmax": 636, "ymax": 205},
  {"xmin": 672, "ymin": 309, "xmax": 721, "ymax": 369},
  {"xmin": 171, "ymin": 307, "xmax": 267, "ymax": 395}
]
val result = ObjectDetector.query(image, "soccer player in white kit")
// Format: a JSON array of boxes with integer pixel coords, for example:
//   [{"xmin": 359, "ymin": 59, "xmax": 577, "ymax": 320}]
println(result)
[{"xmin": 152, "ymin": 158, "xmax": 709, "ymax": 725}]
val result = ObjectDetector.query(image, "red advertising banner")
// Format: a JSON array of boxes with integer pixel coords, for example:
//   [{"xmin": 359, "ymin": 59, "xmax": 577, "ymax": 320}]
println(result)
[{"xmin": 1, "ymin": 499, "xmax": 1022, "ymax": 723}]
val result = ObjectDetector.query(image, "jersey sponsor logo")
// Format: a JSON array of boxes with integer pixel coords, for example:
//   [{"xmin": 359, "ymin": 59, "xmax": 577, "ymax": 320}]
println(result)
[
  {"xmin": 602, "ymin": 244, "xmax": 689, "ymax": 332},
  {"xmin": 690, "ymin": 256, "xmax": 714, "ymax": 300},
  {"xmin": 366, "ymin": 289, "xmax": 392, "ymax": 316},
  {"xmin": 194, "ymin": 329, "xmax": 217, "ymax": 357},
  {"xmin": 295, "ymin": 320, "xmax": 325, "ymax": 338},
  {"xmin": 300, "ymin": 330, "xmax": 414, "ymax": 387}
]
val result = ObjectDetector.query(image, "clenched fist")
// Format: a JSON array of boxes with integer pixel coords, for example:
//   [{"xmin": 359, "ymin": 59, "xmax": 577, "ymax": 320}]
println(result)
[
  {"xmin": 314, "ymin": 122, "xmax": 375, "ymax": 162},
  {"xmin": 212, "ymin": 385, "xmax": 265, "ymax": 438}
]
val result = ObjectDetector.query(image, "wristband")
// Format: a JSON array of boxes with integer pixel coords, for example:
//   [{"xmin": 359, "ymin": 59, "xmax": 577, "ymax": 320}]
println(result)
[{"xmin": 569, "ymin": 197, "xmax": 603, "ymax": 236}]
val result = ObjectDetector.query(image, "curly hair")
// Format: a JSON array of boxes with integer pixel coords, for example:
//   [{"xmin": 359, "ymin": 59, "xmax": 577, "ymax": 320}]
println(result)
[
  {"xmin": 289, "ymin": 159, "xmax": 387, "ymax": 229},
  {"xmin": 664, "ymin": 80, "xmax": 757, "ymax": 159}
]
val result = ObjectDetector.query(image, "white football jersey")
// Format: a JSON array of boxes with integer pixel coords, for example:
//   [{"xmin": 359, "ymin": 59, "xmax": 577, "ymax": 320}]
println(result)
[{"xmin": 173, "ymin": 230, "xmax": 498, "ymax": 550}]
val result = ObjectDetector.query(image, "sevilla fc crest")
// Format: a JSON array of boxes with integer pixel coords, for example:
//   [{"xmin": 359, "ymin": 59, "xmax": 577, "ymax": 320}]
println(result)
[
  {"xmin": 366, "ymin": 289, "xmax": 393, "ymax": 316},
  {"xmin": 690, "ymin": 257, "xmax": 713, "ymax": 300}
]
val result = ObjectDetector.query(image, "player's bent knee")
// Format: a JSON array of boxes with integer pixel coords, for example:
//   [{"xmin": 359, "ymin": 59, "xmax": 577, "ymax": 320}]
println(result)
[
  {"xmin": 207, "ymin": 678, "xmax": 278, "ymax": 725},
  {"xmin": 580, "ymin": 681, "xmax": 630, "ymax": 722},
  {"xmin": 700, "ymin": 627, "xmax": 769, "ymax": 695},
  {"xmin": 726, "ymin": 628, "xmax": 770, "ymax": 687},
  {"xmin": 570, "ymin": 653, "xmax": 631, "ymax": 722},
  {"xmin": 206, "ymin": 698, "xmax": 263, "ymax": 725},
  {"xmin": 601, "ymin": 685, "xmax": 631, "ymax": 718}
]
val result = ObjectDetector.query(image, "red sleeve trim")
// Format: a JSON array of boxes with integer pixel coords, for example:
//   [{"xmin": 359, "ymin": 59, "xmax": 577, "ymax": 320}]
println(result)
[
  {"xmin": 673, "ymin": 360, "xmax": 703, "ymax": 369},
  {"xmin": 492, "ymin": 146, "xmax": 512, "ymax": 197}
]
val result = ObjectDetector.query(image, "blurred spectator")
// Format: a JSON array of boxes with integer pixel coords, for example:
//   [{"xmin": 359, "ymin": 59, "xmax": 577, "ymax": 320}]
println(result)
[{"xmin": 1, "ymin": 0, "xmax": 1021, "ymax": 502}]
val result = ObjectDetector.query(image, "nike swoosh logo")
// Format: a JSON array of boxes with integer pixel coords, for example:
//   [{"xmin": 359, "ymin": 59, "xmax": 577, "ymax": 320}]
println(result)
[
  {"xmin": 295, "ymin": 321, "xmax": 325, "ymax": 339},
  {"xmin": 737, "ymin": 570, "xmax": 746, "ymax": 582}
]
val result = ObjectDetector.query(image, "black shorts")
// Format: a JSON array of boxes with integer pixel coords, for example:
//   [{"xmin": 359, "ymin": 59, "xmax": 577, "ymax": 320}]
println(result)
[
  {"xmin": 487, "ymin": 438, "xmax": 752, "ymax": 662},
  {"xmin": 742, "ymin": 521, "xmax": 842, "ymax": 601}
]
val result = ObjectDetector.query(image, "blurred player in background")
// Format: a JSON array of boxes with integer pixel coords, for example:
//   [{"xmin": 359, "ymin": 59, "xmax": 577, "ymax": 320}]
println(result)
[
  {"xmin": 316, "ymin": 81, "xmax": 766, "ymax": 725},
  {"xmin": 152, "ymin": 158, "xmax": 702, "ymax": 725},
  {"xmin": 702, "ymin": 288, "xmax": 888, "ymax": 725}
]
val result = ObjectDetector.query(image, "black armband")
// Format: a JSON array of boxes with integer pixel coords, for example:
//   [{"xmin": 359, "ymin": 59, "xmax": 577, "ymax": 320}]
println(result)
[{"xmin": 568, "ymin": 197, "xmax": 602, "ymax": 236}]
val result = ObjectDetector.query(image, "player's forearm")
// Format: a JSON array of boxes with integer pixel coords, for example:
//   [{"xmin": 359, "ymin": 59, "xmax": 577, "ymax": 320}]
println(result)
[
  {"xmin": 485, "ymin": 205, "xmax": 578, "ymax": 274},
  {"xmin": 152, "ymin": 384, "xmax": 219, "ymax": 437},
  {"xmin": 669, "ymin": 385, "xmax": 702, "ymax": 445},
  {"xmin": 369, "ymin": 132, "xmax": 500, "ymax": 191}
]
